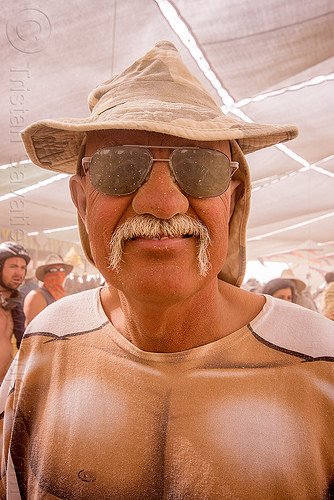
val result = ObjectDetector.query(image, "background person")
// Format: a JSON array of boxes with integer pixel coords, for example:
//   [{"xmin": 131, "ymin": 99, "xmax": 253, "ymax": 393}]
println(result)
[
  {"xmin": 0, "ymin": 242, "xmax": 30, "ymax": 384},
  {"xmin": 24, "ymin": 254, "xmax": 73, "ymax": 326},
  {"xmin": 281, "ymin": 268, "xmax": 318, "ymax": 311},
  {"xmin": 262, "ymin": 278, "xmax": 296, "ymax": 303},
  {"xmin": 321, "ymin": 271, "xmax": 334, "ymax": 321},
  {"xmin": 0, "ymin": 41, "xmax": 333, "ymax": 499}
]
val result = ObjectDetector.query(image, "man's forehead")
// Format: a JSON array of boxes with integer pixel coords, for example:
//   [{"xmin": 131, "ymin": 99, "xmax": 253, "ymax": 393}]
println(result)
[
  {"xmin": 4, "ymin": 256, "xmax": 27, "ymax": 266},
  {"xmin": 85, "ymin": 129, "xmax": 231, "ymax": 155}
]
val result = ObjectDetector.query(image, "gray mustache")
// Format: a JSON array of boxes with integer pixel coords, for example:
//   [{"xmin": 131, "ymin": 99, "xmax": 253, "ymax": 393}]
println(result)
[
  {"xmin": 111, "ymin": 214, "xmax": 209, "ymax": 241},
  {"xmin": 108, "ymin": 214, "xmax": 211, "ymax": 276}
]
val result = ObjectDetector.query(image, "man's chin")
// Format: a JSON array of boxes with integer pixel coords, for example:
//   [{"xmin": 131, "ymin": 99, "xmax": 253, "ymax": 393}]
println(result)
[
  {"xmin": 9, "ymin": 282, "xmax": 22, "ymax": 290},
  {"xmin": 108, "ymin": 260, "xmax": 209, "ymax": 291}
]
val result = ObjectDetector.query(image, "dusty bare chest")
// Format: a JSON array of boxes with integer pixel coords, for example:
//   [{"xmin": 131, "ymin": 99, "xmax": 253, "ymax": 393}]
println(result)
[{"xmin": 14, "ymin": 364, "xmax": 333, "ymax": 499}]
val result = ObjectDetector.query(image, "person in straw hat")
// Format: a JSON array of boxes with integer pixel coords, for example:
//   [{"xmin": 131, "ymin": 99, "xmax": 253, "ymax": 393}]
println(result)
[
  {"xmin": 1, "ymin": 41, "xmax": 333, "ymax": 499},
  {"xmin": 280, "ymin": 268, "xmax": 318, "ymax": 311},
  {"xmin": 261, "ymin": 277, "xmax": 297, "ymax": 303},
  {"xmin": 23, "ymin": 254, "xmax": 73, "ymax": 326}
]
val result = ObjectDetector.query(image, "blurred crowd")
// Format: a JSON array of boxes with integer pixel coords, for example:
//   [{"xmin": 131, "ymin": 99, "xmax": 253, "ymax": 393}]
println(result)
[
  {"xmin": 63, "ymin": 272, "xmax": 105, "ymax": 295},
  {"xmin": 242, "ymin": 268, "xmax": 334, "ymax": 320},
  {"xmin": 0, "ymin": 244, "xmax": 107, "ymax": 383}
]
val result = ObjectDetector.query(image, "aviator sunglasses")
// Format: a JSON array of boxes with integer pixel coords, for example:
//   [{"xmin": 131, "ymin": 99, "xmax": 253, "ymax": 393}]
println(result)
[
  {"xmin": 45, "ymin": 267, "xmax": 66, "ymax": 274},
  {"xmin": 82, "ymin": 145, "xmax": 239, "ymax": 199}
]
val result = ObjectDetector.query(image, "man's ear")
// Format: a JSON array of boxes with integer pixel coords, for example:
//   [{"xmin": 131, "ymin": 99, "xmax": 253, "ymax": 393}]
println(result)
[
  {"xmin": 69, "ymin": 175, "xmax": 87, "ymax": 224},
  {"xmin": 229, "ymin": 179, "xmax": 243, "ymax": 219}
]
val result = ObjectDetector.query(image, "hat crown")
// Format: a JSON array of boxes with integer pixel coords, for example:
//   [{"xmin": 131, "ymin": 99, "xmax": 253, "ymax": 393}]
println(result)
[
  {"xmin": 280, "ymin": 269, "xmax": 306, "ymax": 291},
  {"xmin": 43, "ymin": 254, "xmax": 66, "ymax": 267},
  {"xmin": 88, "ymin": 41, "xmax": 219, "ymax": 117}
]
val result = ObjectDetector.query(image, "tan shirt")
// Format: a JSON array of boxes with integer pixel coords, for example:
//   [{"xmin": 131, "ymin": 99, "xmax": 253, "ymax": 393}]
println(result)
[{"xmin": 1, "ymin": 289, "xmax": 334, "ymax": 499}]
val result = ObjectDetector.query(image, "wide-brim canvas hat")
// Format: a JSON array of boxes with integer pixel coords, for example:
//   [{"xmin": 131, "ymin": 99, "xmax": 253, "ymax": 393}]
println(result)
[
  {"xmin": 35, "ymin": 254, "xmax": 73, "ymax": 282},
  {"xmin": 21, "ymin": 40, "xmax": 298, "ymax": 287},
  {"xmin": 280, "ymin": 269, "xmax": 306, "ymax": 292}
]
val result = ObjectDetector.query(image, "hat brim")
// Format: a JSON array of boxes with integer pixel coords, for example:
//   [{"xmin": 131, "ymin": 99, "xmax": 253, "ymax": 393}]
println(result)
[
  {"xmin": 289, "ymin": 278, "xmax": 306, "ymax": 293},
  {"xmin": 21, "ymin": 100, "xmax": 298, "ymax": 175},
  {"xmin": 280, "ymin": 271, "xmax": 306, "ymax": 292}
]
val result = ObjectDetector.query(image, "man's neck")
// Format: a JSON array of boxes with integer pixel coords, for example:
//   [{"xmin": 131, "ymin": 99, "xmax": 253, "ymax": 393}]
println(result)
[
  {"xmin": 0, "ymin": 287, "xmax": 12, "ymax": 300},
  {"xmin": 100, "ymin": 281, "xmax": 265, "ymax": 353}
]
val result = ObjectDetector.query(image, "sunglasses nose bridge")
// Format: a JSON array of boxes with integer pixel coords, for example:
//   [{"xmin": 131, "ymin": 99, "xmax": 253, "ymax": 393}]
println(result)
[
  {"xmin": 145, "ymin": 155, "xmax": 183, "ymax": 193},
  {"xmin": 132, "ymin": 156, "xmax": 189, "ymax": 218},
  {"xmin": 143, "ymin": 155, "xmax": 176, "ymax": 185}
]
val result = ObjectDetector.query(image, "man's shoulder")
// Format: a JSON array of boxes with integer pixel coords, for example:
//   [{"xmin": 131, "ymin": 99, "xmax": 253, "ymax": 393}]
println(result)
[
  {"xmin": 251, "ymin": 295, "xmax": 334, "ymax": 359},
  {"xmin": 24, "ymin": 287, "xmax": 46, "ymax": 302},
  {"xmin": 24, "ymin": 287, "xmax": 106, "ymax": 337}
]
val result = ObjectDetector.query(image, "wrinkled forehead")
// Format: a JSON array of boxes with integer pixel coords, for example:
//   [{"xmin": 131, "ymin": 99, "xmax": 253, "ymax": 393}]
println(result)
[
  {"xmin": 3, "ymin": 256, "xmax": 27, "ymax": 267},
  {"xmin": 84, "ymin": 129, "xmax": 231, "ymax": 158}
]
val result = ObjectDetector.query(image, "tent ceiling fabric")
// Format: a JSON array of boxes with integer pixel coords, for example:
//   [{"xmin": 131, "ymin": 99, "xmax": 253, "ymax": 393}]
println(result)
[{"xmin": 1, "ymin": 0, "xmax": 333, "ymax": 279}]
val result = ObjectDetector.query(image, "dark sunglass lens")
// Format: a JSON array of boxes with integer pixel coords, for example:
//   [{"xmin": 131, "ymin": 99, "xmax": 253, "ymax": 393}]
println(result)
[
  {"xmin": 171, "ymin": 149, "xmax": 231, "ymax": 198},
  {"xmin": 89, "ymin": 147, "xmax": 151, "ymax": 195}
]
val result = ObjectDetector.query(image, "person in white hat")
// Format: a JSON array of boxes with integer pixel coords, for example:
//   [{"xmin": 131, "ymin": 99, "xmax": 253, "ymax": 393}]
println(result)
[
  {"xmin": 23, "ymin": 254, "xmax": 73, "ymax": 326},
  {"xmin": 0, "ymin": 41, "xmax": 333, "ymax": 499}
]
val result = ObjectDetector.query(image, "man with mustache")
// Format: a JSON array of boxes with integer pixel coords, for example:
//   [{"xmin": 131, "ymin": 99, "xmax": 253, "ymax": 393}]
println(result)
[{"xmin": 1, "ymin": 41, "xmax": 334, "ymax": 499}]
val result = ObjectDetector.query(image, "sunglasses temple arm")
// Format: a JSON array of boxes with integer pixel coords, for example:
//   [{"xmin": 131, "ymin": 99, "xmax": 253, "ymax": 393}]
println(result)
[
  {"xmin": 230, "ymin": 162, "xmax": 239, "ymax": 177},
  {"xmin": 82, "ymin": 158, "xmax": 90, "ymax": 175}
]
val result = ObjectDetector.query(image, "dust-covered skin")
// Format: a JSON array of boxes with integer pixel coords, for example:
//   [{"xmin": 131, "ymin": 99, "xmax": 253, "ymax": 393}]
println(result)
[{"xmin": 1, "ymin": 290, "xmax": 333, "ymax": 500}]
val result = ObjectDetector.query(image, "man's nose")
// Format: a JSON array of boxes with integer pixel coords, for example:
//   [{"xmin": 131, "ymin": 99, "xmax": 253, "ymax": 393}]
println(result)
[{"xmin": 132, "ymin": 162, "xmax": 189, "ymax": 219}]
